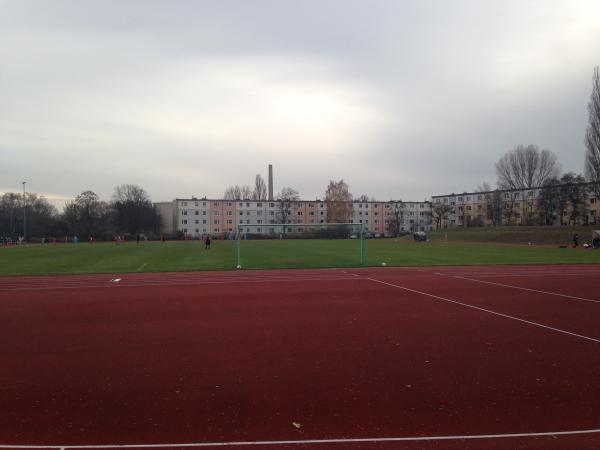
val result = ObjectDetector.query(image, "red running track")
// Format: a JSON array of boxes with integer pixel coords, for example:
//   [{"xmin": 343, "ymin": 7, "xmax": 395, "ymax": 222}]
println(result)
[{"xmin": 1, "ymin": 265, "xmax": 600, "ymax": 449}]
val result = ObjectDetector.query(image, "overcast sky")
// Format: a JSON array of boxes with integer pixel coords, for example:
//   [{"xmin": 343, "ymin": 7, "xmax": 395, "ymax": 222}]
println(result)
[{"xmin": 1, "ymin": 0, "xmax": 600, "ymax": 208}]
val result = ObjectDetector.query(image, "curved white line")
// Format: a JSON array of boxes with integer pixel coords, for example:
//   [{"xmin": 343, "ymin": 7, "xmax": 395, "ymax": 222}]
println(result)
[{"xmin": 2, "ymin": 428, "xmax": 600, "ymax": 448}]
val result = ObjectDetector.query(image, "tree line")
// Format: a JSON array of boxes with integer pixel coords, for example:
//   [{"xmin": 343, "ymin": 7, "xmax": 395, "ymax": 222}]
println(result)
[
  {"xmin": 432, "ymin": 65, "xmax": 600, "ymax": 228},
  {"xmin": 0, "ymin": 184, "xmax": 161, "ymax": 241}
]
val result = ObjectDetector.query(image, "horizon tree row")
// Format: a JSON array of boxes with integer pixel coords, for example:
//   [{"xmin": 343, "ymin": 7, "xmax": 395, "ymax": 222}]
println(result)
[{"xmin": 0, "ymin": 184, "xmax": 161, "ymax": 241}]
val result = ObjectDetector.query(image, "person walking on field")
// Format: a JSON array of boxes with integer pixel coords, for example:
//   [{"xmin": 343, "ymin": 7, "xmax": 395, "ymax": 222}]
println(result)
[
  {"xmin": 573, "ymin": 233, "xmax": 579, "ymax": 248},
  {"xmin": 204, "ymin": 234, "xmax": 211, "ymax": 250}
]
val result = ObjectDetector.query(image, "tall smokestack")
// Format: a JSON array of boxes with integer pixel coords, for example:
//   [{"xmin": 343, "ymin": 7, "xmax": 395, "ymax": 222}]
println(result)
[{"xmin": 268, "ymin": 164, "xmax": 273, "ymax": 201}]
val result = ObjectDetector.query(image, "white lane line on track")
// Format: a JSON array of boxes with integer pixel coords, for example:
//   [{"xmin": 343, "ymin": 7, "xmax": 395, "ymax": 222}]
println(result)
[
  {"xmin": 453, "ymin": 275, "xmax": 600, "ymax": 304},
  {"xmin": 366, "ymin": 278, "xmax": 600, "ymax": 344},
  {"xmin": 2, "ymin": 428, "xmax": 600, "ymax": 448},
  {"xmin": 0, "ymin": 277, "xmax": 362, "ymax": 292}
]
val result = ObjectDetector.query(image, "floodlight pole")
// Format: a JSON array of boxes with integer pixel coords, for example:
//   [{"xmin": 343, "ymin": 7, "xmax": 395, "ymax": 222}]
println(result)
[{"xmin": 22, "ymin": 181, "xmax": 26, "ymax": 242}]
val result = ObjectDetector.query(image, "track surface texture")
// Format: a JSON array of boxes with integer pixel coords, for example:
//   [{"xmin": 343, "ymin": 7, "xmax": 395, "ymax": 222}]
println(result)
[{"xmin": 1, "ymin": 265, "xmax": 600, "ymax": 449}]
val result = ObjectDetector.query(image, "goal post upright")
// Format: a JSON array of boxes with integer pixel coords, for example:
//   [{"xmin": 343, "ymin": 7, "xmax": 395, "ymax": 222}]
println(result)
[{"xmin": 236, "ymin": 225, "xmax": 242, "ymax": 268}]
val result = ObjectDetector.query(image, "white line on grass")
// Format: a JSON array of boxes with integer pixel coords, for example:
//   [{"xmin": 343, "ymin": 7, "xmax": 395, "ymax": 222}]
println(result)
[
  {"xmin": 136, "ymin": 263, "xmax": 147, "ymax": 271},
  {"xmin": 2, "ymin": 428, "xmax": 600, "ymax": 448},
  {"xmin": 452, "ymin": 276, "xmax": 600, "ymax": 304},
  {"xmin": 366, "ymin": 278, "xmax": 600, "ymax": 344}
]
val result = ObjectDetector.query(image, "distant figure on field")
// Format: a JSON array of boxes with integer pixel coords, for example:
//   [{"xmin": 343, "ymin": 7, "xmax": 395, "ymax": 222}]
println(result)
[
  {"xmin": 136, "ymin": 234, "xmax": 140, "ymax": 245},
  {"xmin": 204, "ymin": 234, "xmax": 211, "ymax": 250},
  {"xmin": 161, "ymin": 234, "xmax": 165, "ymax": 243},
  {"xmin": 573, "ymin": 233, "xmax": 579, "ymax": 248}
]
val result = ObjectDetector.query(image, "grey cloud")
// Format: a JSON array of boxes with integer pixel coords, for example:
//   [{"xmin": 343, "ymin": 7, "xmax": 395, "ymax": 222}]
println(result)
[{"xmin": 1, "ymin": 0, "xmax": 599, "ymax": 207}]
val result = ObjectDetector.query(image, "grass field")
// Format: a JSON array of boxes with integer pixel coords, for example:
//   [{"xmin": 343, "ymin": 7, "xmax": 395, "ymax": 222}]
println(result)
[{"xmin": 0, "ymin": 237, "xmax": 599, "ymax": 276}]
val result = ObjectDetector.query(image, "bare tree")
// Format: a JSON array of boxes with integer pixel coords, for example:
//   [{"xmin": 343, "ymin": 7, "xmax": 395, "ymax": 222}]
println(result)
[
  {"xmin": 0, "ymin": 192, "xmax": 59, "ymax": 238},
  {"xmin": 483, "ymin": 191, "xmax": 503, "ymax": 226},
  {"xmin": 496, "ymin": 145, "xmax": 560, "ymax": 190},
  {"xmin": 537, "ymin": 177, "xmax": 561, "ymax": 225},
  {"xmin": 325, "ymin": 180, "xmax": 353, "ymax": 223},
  {"xmin": 241, "ymin": 185, "xmax": 253, "ymax": 200},
  {"xmin": 386, "ymin": 201, "xmax": 406, "ymax": 236},
  {"xmin": 585, "ymin": 66, "xmax": 600, "ymax": 196},
  {"xmin": 112, "ymin": 184, "xmax": 160, "ymax": 235},
  {"xmin": 431, "ymin": 203, "xmax": 451, "ymax": 229},
  {"xmin": 560, "ymin": 172, "xmax": 587, "ymax": 225},
  {"xmin": 275, "ymin": 187, "xmax": 300, "ymax": 227},
  {"xmin": 253, "ymin": 174, "xmax": 267, "ymax": 201},
  {"xmin": 501, "ymin": 191, "xmax": 520, "ymax": 225},
  {"xmin": 477, "ymin": 182, "xmax": 493, "ymax": 192},
  {"xmin": 357, "ymin": 194, "xmax": 370, "ymax": 202},
  {"xmin": 224, "ymin": 185, "xmax": 243, "ymax": 200},
  {"xmin": 64, "ymin": 190, "xmax": 109, "ymax": 237}
]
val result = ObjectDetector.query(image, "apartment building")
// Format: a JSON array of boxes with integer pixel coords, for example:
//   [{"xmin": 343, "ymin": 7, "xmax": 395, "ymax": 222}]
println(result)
[
  {"xmin": 351, "ymin": 201, "xmax": 432, "ymax": 235},
  {"xmin": 164, "ymin": 198, "xmax": 432, "ymax": 238},
  {"xmin": 431, "ymin": 183, "xmax": 600, "ymax": 229}
]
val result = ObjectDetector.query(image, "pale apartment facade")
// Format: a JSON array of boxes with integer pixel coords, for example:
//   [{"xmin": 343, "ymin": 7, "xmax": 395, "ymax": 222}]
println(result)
[
  {"xmin": 431, "ymin": 183, "xmax": 599, "ymax": 229},
  {"xmin": 162, "ymin": 198, "xmax": 432, "ymax": 238}
]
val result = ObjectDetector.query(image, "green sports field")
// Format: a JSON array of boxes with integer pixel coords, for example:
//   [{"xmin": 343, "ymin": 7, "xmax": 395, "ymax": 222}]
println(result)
[{"xmin": 0, "ymin": 238, "xmax": 598, "ymax": 276}]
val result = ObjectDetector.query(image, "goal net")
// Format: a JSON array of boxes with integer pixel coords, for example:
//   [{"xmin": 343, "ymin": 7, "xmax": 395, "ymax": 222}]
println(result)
[{"xmin": 235, "ymin": 223, "xmax": 366, "ymax": 269}]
